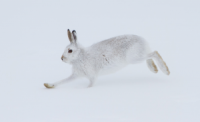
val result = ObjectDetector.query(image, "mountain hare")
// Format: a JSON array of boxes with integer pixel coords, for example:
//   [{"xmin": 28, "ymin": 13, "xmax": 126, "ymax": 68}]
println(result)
[{"xmin": 44, "ymin": 29, "xmax": 170, "ymax": 88}]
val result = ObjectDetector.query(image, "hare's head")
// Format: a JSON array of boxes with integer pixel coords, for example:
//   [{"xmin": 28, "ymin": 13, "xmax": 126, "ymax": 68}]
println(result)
[{"xmin": 61, "ymin": 29, "xmax": 81, "ymax": 63}]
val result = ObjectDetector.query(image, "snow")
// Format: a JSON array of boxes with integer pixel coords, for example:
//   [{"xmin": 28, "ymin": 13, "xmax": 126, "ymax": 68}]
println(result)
[{"xmin": 0, "ymin": 0, "xmax": 200, "ymax": 122}]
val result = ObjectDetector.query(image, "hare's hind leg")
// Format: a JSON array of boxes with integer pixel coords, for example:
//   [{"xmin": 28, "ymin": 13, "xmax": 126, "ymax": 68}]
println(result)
[
  {"xmin": 146, "ymin": 59, "xmax": 158, "ymax": 73},
  {"xmin": 147, "ymin": 51, "xmax": 170, "ymax": 75}
]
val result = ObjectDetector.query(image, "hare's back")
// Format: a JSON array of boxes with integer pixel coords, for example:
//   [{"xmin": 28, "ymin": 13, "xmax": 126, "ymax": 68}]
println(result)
[{"xmin": 90, "ymin": 35, "xmax": 147, "ymax": 56}]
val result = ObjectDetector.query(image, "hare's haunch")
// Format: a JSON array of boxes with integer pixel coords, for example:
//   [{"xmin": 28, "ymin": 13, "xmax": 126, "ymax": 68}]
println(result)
[{"xmin": 44, "ymin": 29, "xmax": 170, "ymax": 88}]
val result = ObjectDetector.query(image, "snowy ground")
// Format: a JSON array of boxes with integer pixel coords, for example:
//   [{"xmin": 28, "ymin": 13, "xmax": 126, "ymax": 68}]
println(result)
[{"xmin": 0, "ymin": 0, "xmax": 200, "ymax": 122}]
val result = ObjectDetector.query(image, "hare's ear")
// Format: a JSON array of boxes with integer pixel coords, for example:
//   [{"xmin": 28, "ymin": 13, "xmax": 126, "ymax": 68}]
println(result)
[
  {"xmin": 72, "ymin": 30, "xmax": 77, "ymax": 42},
  {"xmin": 67, "ymin": 29, "xmax": 73, "ymax": 42}
]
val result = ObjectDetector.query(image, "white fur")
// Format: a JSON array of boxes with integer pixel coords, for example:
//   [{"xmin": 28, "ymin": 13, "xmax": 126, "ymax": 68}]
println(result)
[{"xmin": 44, "ymin": 30, "xmax": 170, "ymax": 88}]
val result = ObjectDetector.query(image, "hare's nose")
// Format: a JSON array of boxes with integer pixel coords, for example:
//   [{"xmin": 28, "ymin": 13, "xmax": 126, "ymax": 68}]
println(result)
[{"xmin": 61, "ymin": 55, "xmax": 64, "ymax": 60}]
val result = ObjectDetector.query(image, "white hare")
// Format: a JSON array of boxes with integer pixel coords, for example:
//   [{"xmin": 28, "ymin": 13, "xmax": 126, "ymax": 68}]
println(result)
[{"xmin": 44, "ymin": 29, "xmax": 170, "ymax": 88}]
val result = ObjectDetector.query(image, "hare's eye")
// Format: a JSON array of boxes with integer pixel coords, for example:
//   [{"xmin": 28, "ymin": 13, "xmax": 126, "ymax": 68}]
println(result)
[{"xmin": 68, "ymin": 49, "xmax": 73, "ymax": 53}]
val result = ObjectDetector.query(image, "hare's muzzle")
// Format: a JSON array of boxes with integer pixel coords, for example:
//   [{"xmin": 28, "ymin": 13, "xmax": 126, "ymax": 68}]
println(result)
[{"xmin": 61, "ymin": 55, "xmax": 64, "ymax": 60}]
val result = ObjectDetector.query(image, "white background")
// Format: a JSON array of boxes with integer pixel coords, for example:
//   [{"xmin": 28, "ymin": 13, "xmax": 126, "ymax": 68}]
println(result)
[{"xmin": 0, "ymin": 0, "xmax": 200, "ymax": 122}]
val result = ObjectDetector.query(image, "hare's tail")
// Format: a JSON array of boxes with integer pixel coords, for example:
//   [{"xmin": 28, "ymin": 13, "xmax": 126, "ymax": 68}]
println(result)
[{"xmin": 146, "ymin": 51, "xmax": 170, "ymax": 75}]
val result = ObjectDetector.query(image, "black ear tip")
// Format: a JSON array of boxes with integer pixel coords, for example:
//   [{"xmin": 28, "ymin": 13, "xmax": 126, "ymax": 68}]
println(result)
[
  {"xmin": 72, "ymin": 30, "xmax": 76, "ymax": 33},
  {"xmin": 68, "ymin": 29, "xmax": 70, "ymax": 31}
]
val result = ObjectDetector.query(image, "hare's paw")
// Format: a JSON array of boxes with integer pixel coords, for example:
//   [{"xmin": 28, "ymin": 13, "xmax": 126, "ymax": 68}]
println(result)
[
  {"xmin": 155, "ymin": 51, "xmax": 170, "ymax": 75},
  {"xmin": 44, "ymin": 83, "xmax": 55, "ymax": 88}
]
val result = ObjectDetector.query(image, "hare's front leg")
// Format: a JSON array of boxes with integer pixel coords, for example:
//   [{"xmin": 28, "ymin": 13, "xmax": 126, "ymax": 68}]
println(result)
[
  {"xmin": 44, "ymin": 74, "xmax": 77, "ymax": 88},
  {"xmin": 87, "ymin": 77, "xmax": 96, "ymax": 88}
]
